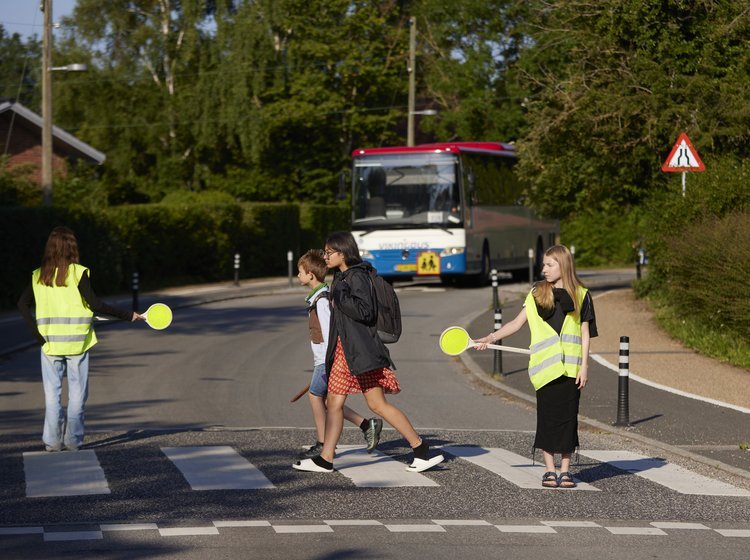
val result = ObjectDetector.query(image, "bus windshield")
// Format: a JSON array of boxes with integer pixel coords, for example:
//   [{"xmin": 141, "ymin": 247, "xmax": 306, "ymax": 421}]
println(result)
[{"xmin": 352, "ymin": 153, "xmax": 462, "ymax": 228}]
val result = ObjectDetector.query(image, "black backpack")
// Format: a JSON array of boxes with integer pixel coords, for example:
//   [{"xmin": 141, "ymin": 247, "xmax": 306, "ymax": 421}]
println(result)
[{"xmin": 368, "ymin": 269, "xmax": 402, "ymax": 344}]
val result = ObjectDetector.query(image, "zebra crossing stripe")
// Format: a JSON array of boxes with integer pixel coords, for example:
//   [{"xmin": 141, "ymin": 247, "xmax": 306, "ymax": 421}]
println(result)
[
  {"xmin": 161, "ymin": 446, "xmax": 275, "ymax": 490},
  {"xmin": 582, "ymin": 450, "xmax": 750, "ymax": 497},
  {"xmin": 334, "ymin": 446, "xmax": 439, "ymax": 487},
  {"xmin": 23, "ymin": 450, "xmax": 110, "ymax": 497},
  {"xmin": 441, "ymin": 446, "xmax": 599, "ymax": 491}
]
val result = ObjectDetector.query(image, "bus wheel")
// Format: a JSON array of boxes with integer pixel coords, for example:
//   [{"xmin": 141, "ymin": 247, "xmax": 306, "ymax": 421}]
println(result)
[{"xmin": 472, "ymin": 248, "xmax": 491, "ymax": 287}]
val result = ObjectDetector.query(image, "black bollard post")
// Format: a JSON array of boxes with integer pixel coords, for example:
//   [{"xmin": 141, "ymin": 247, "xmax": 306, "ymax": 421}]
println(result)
[
  {"xmin": 233, "ymin": 253, "xmax": 240, "ymax": 287},
  {"xmin": 287, "ymin": 251, "xmax": 294, "ymax": 288},
  {"xmin": 131, "ymin": 272, "xmax": 139, "ymax": 312},
  {"xmin": 491, "ymin": 269, "xmax": 503, "ymax": 375},
  {"xmin": 615, "ymin": 336, "xmax": 630, "ymax": 426}
]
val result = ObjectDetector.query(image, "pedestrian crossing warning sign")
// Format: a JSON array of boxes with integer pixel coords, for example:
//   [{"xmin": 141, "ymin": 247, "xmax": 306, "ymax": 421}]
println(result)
[
  {"xmin": 662, "ymin": 133, "xmax": 705, "ymax": 172},
  {"xmin": 416, "ymin": 251, "xmax": 440, "ymax": 275}
]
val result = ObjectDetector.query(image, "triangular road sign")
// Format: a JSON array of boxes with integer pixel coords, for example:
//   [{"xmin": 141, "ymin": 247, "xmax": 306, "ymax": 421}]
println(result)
[{"xmin": 662, "ymin": 133, "xmax": 705, "ymax": 172}]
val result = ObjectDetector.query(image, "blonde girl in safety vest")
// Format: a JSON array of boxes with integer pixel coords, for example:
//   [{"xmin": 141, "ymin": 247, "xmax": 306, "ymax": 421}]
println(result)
[
  {"xmin": 475, "ymin": 244, "xmax": 598, "ymax": 489},
  {"xmin": 17, "ymin": 227, "xmax": 141, "ymax": 452}
]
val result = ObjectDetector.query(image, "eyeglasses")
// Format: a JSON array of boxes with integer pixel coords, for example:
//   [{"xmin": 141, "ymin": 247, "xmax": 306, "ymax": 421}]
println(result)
[{"xmin": 323, "ymin": 249, "xmax": 340, "ymax": 258}]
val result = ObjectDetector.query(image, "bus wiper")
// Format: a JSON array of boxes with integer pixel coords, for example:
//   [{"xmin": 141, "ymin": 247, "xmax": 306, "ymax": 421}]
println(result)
[{"xmin": 428, "ymin": 224, "xmax": 454, "ymax": 235}]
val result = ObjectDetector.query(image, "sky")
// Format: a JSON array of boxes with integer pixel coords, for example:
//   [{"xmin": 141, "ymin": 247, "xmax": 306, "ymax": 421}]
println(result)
[{"xmin": 1, "ymin": 0, "xmax": 78, "ymax": 40}]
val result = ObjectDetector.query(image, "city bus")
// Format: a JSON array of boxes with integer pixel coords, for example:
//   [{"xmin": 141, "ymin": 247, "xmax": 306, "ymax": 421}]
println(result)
[{"xmin": 350, "ymin": 141, "xmax": 559, "ymax": 283}]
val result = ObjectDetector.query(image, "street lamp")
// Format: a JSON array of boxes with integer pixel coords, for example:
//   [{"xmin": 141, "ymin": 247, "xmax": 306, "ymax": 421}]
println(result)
[
  {"xmin": 41, "ymin": 0, "xmax": 87, "ymax": 206},
  {"xmin": 406, "ymin": 17, "xmax": 416, "ymax": 146},
  {"xmin": 406, "ymin": 18, "xmax": 438, "ymax": 146}
]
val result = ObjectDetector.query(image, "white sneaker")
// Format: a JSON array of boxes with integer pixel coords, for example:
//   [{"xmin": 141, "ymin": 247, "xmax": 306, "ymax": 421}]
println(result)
[
  {"xmin": 406, "ymin": 454, "xmax": 444, "ymax": 473},
  {"xmin": 293, "ymin": 457, "xmax": 334, "ymax": 473}
]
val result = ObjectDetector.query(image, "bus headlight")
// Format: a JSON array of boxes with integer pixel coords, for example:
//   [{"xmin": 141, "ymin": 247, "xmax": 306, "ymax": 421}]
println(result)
[
  {"xmin": 359, "ymin": 249, "xmax": 374, "ymax": 259},
  {"xmin": 440, "ymin": 247, "xmax": 465, "ymax": 257}
]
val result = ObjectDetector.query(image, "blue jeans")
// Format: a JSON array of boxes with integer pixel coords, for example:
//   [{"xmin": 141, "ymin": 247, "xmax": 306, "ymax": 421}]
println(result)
[
  {"xmin": 40, "ymin": 350, "xmax": 89, "ymax": 449},
  {"xmin": 309, "ymin": 363, "xmax": 328, "ymax": 397}
]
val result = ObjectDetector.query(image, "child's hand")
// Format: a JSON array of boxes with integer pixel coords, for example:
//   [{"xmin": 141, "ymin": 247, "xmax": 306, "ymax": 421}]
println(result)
[
  {"xmin": 473, "ymin": 334, "xmax": 494, "ymax": 351},
  {"xmin": 576, "ymin": 366, "xmax": 588, "ymax": 389},
  {"xmin": 131, "ymin": 312, "xmax": 143, "ymax": 322}
]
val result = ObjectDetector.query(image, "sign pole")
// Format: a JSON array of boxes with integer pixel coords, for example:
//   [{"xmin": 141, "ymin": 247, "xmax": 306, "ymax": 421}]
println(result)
[{"xmin": 682, "ymin": 171, "xmax": 686, "ymax": 197}]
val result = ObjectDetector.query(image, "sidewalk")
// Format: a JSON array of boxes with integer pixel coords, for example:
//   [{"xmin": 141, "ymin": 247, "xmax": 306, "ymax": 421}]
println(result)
[{"xmin": 593, "ymin": 288, "xmax": 750, "ymax": 410}]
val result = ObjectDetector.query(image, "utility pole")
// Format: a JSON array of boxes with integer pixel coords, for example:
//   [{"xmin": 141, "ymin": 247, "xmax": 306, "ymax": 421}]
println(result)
[
  {"xmin": 406, "ymin": 16, "xmax": 416, "ymax": 147},
  {"xmin": 41, "ymin": 0, "xmax": 53, "ymax": 206}
]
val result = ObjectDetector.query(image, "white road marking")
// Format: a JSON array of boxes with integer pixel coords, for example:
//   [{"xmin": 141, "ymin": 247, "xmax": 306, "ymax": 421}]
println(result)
[
  {"xmin": 213, "ymin": 520, "xmax": 271, "ymax": 528},
  {"xmin": 605, "ymin": 526, "xmax": 667, "ymax": 536},
  {"xmin": 324, "ymin": 520, "xmax": 383, "ymax": 526},
  {"xmin": 441, "ymin": 446, "xmax": 599, "ymax": 491},
  {"xmin": 582, "ymin": 450, "xmax": 750, "ymax": 497},
  {"xmin": 161, "ymin": 446, "xmax": 275, "ymax": 490},
  {"xmin": 23, "ymin": 450, "xmax": 110, "ymax": 497},
  {"xmin": 158, "ymin": 527, "xmax": 219, "ymax": 537},
  {"xmin": 650, "ymin": 522, "xmax": 710, "ymax": 530},
  {"xmin": 542, "ymin": 521, "xmax": 602, "ymax": 528},
  {"xmin": 385, "ymin": 524, "xmax": 445, "ymax": 533},
  {"xmin": 590, "ymin": 353, "xmax": 750, "ymax": 414},
  {"xmin": 100, "ymin": 523, "xmax": 158, "ymax": 532},
  {"xmin": 334, "ymin": 445, "xmax": 439, "ymax": 487},
  {"xmin": 714, "ymin": 529, "xmax": 750, "ymax": 537}
]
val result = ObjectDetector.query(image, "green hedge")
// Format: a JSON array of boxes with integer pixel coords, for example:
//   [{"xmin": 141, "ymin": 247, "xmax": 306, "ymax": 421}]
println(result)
[{"xmin": 1, "ymin": 202, "xmax": 345, "ymax": 308}]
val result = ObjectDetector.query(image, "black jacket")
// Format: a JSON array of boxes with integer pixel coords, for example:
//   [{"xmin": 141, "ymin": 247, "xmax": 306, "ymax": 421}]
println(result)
[{"xmin": 325, "ymin": 262, "xmax": 394, "ymax": 375}]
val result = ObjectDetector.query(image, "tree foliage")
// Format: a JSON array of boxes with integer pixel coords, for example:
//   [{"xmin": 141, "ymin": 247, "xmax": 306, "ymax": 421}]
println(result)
[
  {"xmin": 2, "ymin": 1, "xmax": 749, "ymax": 220},
  {"xmin": 514, "ymin": 0, "xmax": 750, "ymax": 219}
]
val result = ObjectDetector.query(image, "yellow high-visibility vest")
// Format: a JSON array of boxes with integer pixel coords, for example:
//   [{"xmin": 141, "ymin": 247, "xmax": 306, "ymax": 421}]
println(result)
[
  {"xmin": 524, "ymin": 286, "xmax": 587, "ymax": 391},
  {"xmin": 32, "ymin": 264, "xmax": 97, "ymax": 356}
]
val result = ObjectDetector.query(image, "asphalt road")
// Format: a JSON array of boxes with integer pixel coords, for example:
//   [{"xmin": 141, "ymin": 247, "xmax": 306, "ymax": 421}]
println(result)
[{"xmin": 1, "ymin": 273, "xmax": 748, "ymax": 559}]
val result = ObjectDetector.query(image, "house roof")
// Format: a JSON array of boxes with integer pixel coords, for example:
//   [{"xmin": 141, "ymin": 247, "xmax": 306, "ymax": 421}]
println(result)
[{"xmin": 0, "ymin": 99, "xmax": 105, "ymax": 164}]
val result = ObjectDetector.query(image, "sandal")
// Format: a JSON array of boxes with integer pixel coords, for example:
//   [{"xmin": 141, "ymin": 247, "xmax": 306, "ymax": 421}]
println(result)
[
  {"xmin": 558, "ymin": 472, "xmax": 577, "ymax": 488},
  {"xmin": 541, "ymin": 471, "xmax": 559, "ymax": 488}
]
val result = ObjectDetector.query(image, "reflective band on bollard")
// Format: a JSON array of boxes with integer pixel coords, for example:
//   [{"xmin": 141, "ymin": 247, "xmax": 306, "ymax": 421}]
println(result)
[
  {"xmin": 233, "ymin": 253, "xmax": 240, "ymax": 287},
  {"xmin": 493, "ymin": 307, "xmax": 503, "ymax": 375},
  {"xmin": 615, "ymin": 336, "xmax": 630, "ymax": 426},
  {"xmin": 491, "ymin": 269, "xmax": 503, "ymax": 375}
]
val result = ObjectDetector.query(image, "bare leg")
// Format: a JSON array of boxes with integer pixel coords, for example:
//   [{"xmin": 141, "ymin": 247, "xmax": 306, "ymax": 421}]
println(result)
[
  {"xmin": 362, "ymin": 387, "xmax": 420, "ymax": 448},
  {"xmin": 560, "ymin": 452, "xmax": 571, "ymax": 473},
  {"xmin": 342, "ymin": 405, "xmax": 365, "ymax": 427},
  {"xmin": 320, "ymin": 393, "xmax": 346, "ymax": 462},
  {"xmin": 308, "ymin": 393, "xmax": 327, "ymax": 443},
  {"xmin": 543, "ymin": 450, "xmax": 556, "ymax": 473}
]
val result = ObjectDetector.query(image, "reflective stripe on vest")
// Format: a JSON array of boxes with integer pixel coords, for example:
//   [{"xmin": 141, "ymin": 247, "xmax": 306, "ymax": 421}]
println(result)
[
  {"xmin": 524, "ymin": 286, "xmax": 587, "ymax": 391},
  {"xmin": 32, "ymin": 264, "xmax": 97, "ymax": 356}
]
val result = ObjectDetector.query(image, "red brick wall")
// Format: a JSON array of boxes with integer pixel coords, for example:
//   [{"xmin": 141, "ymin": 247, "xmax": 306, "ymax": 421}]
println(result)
[{"xmin": 1, "ymin": 113, "xmax": 69, "ymax": 184}]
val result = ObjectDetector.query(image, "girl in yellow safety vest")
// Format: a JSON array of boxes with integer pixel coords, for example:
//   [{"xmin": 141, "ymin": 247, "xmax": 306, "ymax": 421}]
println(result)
[
  {"xmin": 475, "ymin": 245, "xmax": 597, "ymax": 489},
  {"xmin": 17, "ymin": 226, "xmax": 142, "ymax": 452}
]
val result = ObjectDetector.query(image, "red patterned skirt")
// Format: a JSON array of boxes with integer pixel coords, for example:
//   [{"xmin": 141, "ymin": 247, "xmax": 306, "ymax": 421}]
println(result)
[{"xmin": 327, "ymin": 338, "xmax": 401, "ymax": 396}]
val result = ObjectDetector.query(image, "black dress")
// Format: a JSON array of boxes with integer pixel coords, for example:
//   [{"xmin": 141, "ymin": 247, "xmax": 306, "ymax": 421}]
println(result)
[{"xmin": 532, "ymin": 288, "xmax": 597, "ymax": 454}]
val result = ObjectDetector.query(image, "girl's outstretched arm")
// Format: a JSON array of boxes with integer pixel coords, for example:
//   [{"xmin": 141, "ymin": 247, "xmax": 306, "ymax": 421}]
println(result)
[
  {"xmin": 577, "ymin": 321, "xmax": 590, "ymax": 389},
  {"xmin": 474, "ymin": 308, "xmax": 527, "ymax": 350}
]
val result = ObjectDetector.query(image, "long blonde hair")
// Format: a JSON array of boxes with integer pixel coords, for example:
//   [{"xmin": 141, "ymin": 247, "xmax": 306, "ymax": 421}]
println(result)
[{"xmin": 532, "ymin": 244, "xmax": 584, "ymax": 316}]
